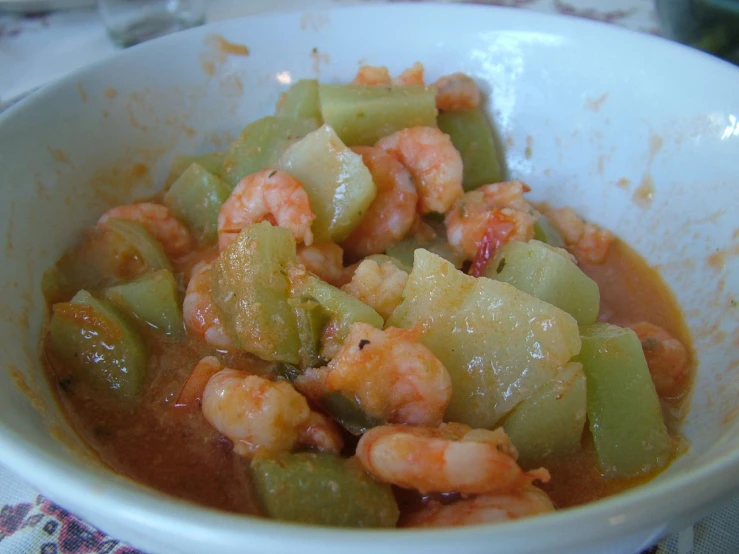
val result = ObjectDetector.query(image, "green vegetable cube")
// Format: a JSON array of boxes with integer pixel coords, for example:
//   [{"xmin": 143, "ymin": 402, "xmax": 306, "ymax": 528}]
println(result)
[
  {"xmin": 291, "ymin": 299, "xmax": 328, "ymax": 370},
  {"xmin": 437, "ymin": 107, "xmax": 505, "ymax": 191},
  {"xmin": 164, "ymin": 151, "xmax": 225, "ymax": 187},
  {"xmin": 276, "ymin": 124, "xmax": 376, "ymax": 242},
  {"xmin": 251, "ymin": 452, "xmax": 398, "ymax": 527},
  {"xmin": 289, "ymin": 268, "xmax": 383, "ymax": 368},
  {"xmin": 293, "ymin": 271, "xmax": 383, "ymax": 337},
  {"xmin": 49, "ymin": 290, "xmax": 146, "ymax": 399},
  {"xmin": 43, "ymin": 218, "xmax": 171, "ymax": 303},
  {"xmin": 212, "ymin": 222, "xmax": 300, "ymax": 364},
  {"xmin": 579, "ymin": 323, "xmax": 672, "ymax": 478},
  {"xmin": 503, "ymin": 362, "xmax": 587, "ymax": 468},
  {"xmin": 318, "ymin": 392, "xmax": 386, "ymax": 436},
  {"xmin": 319, "ymin": 84, "xmax": 437, "ymax": 146},
  {"xmin": 103, "ymin": 218, "xmax": 171, "ymax": 273},
  {"xmin": 276, "ymin": 79, "xmax": 322, "ymax": 121},
  {"xmin": 388, "ymin": 249, "xmax": 581, "ymax": 428},
  {"xmin": 164, "ymin": 162, "xmax": 231, "ymax": 243},
  {"xmin": 104, "ymin": 270, "xmax": 184, "ymax": 337},
  {"xmin": 486, "ymin": 240, "xmax": 600, "ymax": 324},
  {"xmin": 220, "ymin": 116, "xmax": 319, "ymax": 186}
]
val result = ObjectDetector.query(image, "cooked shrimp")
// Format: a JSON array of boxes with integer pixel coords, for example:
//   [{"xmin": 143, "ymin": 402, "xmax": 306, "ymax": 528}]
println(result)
[
  {"xmin": 341, "ymin": 259, "xmax": 408, "ymax": 320},
  {"xmin": 297, "ymin": 411, "xmax": 344, "ymax": 455},
  {"xmin": 376, "ymin": 127, "xmax": 463, "ymax": 214},
  {"xmin": 317, "ymin": 320, "xmax": 343, "ymax": 362},
  {"xmin": 356, "ymin": 423, "xmax": 550, "ymax": 495},
  {"xmin": 393, "ymin": 62, "xmax": 425, "ymax": 85},
  {"xmin": 295, "ymin": 323, "xmax": 452, "ymax": 427},
  {"xmin": 202, "ymin": 367, "xmax": 309, "ymax": 458},
  {"xmin": 202, "ymin": 365, "xmax": 338, "ymax": 458},
  {"xmin": 434, "ymin": 73, "xmax": 481, "ymax": 111},
  {"xmin": 183, "ymin": 261, "xmax": 232, "ymax": 349},
  {"xmin": 352, "ymin": 62, "xmax": 424, "ymax": 86},
  {"xmin": 217, "ymin": 169, "xmax": 315, "ymax": 251},
  {"xmin": 353, "ymin": 65, "xmax": 391, "ymax": 85},
  {"xmin": 445, "ymin": 181, "xmax": 537, "ymax": 262},
  {"xmin": 577, "ymin": 223, "xmax": 614, "ymax": 264},
  {"xmin": 296, "ymin": 242, "xmax": 350, "ymax": 287},
  {"xmin": 627, "ymin": 321, "xmax": 690, "ymax": 398},
  {"xmin": 341, "ymin": 146, "xmax": 418, "ymax": 258},
  {"xmin": 545, "ymin": 207, "xmax": 614, "ymax": 264},
  {"xmin": 99, "ymin": 202, "xmax": 193, "ymax": 258},
  {"xmin": 402, "ymin": 487, "xmax": 555, "ymax": 528},
  {"xmin": 545, "ymin": 206, "xmax": 583, "ymax": 244}
]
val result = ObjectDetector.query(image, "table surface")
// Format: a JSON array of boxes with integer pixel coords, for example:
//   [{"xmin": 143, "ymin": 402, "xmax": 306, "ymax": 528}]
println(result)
[{"xmin": 0, "ymin": 1, "xmax": 737, "ymax": 553}]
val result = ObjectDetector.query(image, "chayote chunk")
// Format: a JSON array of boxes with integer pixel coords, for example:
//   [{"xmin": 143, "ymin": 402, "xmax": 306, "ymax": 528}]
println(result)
[
  {"xmin": 503, "ymin": 362, "xmax": 587, "ymax": 468},
  {"xmin": 251, "ymin": 452, "xmax": 399, "ymax": 527},
  {"xmin": 164, "ymin": 162, "xmax": 231, "ymax": 243},
  {"xmin": 276, "ymin": 124, "xmax": 376, "ymax": 242},
  {"xmin": 486, "ymin": 240, "xmax": 600, "ymax": 324},
  {"xmin": 212, "ymin": 222, "xmax": 300, "ymax": 364},
  {"xmin": 578, "ymin": 323, "xmax": 672, "ymax": 478},
  {"xmin": 43, "ymin": 218, "xmax": 171, "ymax": 303},
  {"xmin": 388, "ymin": 249, "xmax": 581, "ymax": 428},
  {"xmin": 103, "ymin": 269, "xmax": 184, "ymax": 337},
  {"xmin": 49, "ymin": 290, "xmax": 147, "ymax": 399}
]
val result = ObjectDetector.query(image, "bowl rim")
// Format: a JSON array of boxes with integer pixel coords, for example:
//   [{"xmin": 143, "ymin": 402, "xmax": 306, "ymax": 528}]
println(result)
[{"xmin": 1, "ymin": 2, "xmax": 739, "ymax": 549}]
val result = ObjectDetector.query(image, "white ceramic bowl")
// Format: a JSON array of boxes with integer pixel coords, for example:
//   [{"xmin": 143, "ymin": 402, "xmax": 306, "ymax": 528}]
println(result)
[{"xmin": 1, "ymin": 5, "xmax": 738, "ymax": 554}]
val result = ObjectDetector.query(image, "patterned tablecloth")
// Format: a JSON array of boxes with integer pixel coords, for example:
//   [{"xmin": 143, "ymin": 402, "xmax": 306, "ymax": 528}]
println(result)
[{"xmin": 0, "ymin": 1, "xmax": 737, "ymax": 553}]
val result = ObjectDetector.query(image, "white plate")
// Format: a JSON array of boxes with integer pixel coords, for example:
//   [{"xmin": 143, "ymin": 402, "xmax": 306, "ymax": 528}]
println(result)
[{"xmin": 0, "ymin": 4, "xmax": 738, "ymax": 554}]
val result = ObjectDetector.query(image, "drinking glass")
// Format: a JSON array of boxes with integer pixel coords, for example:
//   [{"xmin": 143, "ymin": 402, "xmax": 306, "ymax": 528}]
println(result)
[{"xmin": 98, "ymin": 0, "xmax": 206, "ymax": 48}]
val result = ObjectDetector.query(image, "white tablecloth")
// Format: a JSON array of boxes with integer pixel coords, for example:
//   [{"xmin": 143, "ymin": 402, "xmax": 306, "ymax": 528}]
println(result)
[{"xmin": 0, "ymin": 1, "xmax": 737, "ymax": 553}]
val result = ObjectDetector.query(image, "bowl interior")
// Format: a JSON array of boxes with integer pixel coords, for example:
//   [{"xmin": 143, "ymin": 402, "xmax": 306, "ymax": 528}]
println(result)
[{"xmin": 0, "ymin": 5, "xmax": 738, "ymax": 554}]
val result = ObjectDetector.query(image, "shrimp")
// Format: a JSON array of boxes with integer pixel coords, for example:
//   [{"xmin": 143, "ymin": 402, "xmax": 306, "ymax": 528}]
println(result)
[
  {"xmin": 295, "ymin": 323, "xmax": 452, "ymax": 427},
  {"xmin": 356, "ymin": 423, "xmax": 550, "ymax": 495},
  {"xmin": 402, "ymin": 487, "xmax": 555, "ymax": 528},
  {"xmin": 627, "ymin": 321, "xmax": 690, "ymax": 398},
  {"xmin": 357, "ymin": 423, "xmax": 549, "ymax": 494},
  {"xmin": 577, "ymin": 223, "xmax": 614, "ymax": 264},
  {"xmin": 201, "ymin": 364, "xmax": 337, "ymax": 458},
  {"xmin": 297, "ymin": 410, "xmax": 344, "ymax": 455},
  {"xmin": 296, "ymin": 242, "xmax": 350, "ymax": 287},
  {"xmin": 341, "ymin": 146, "xmax": 418, "ymax": 259},
  {"xmin": 393, "ymin": 62, "xmax": 425, "ymax": 85},
  {"xmin": 545, "ymin": 206, "xmax": 584, "ymax": 244},
  {"xmin": 217, "ymin": 169, "xmax": 315, "ymax": 251},
  {"xmin": 341, "ymin": 258, "xmax": 409, "ymax": 320},
  {"xmin": 98, "ymin": 202, "xmax": 193, "ymax": 258},
  {"xmin": 445, "ymin": 181, "xmax": 537, "ymax": 262},
  {"xmin": 353, "ymin": 65, "xmax": 391, "ymax": 85},
  {"xmin": 352, "ymin": 62, "xmax": 424, "ymax": 86},
  {"xmin": 183, "ymin": 261, "xmax": 233, "ymax": 349},
  {"xmin": 376, "ymin": 127, "xmax": 463, "ymax": 215},
  {"xmin": 434, "ymin": 73, "xmax": 481, "ymax": 111},
  {"xmin": 545, "ymin": 207, "xmax": 614, "ymax": 264}
]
